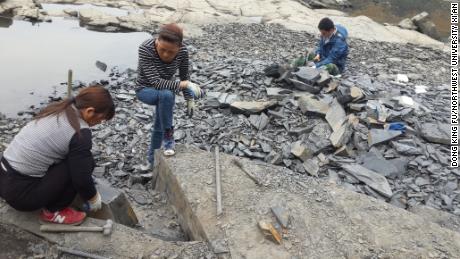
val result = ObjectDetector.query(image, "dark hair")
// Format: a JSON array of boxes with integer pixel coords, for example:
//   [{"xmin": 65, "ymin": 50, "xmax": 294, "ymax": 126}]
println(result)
[
  {"xmin": 158, "ymin": 23, "xmax": 183, "ymax": 45},
  {"xmin": 35, "ymin": 85, "xmax": 115, "ymax": 133},
  {"xmin": 318, "ymin": 17, "xmax": 334, "ymax": 31}
]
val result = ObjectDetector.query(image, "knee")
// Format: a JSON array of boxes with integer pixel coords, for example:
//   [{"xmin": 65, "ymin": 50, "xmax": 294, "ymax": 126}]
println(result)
[{"xmin": 159, "ymin": 90, "xmax": 174, "ymax": 103}]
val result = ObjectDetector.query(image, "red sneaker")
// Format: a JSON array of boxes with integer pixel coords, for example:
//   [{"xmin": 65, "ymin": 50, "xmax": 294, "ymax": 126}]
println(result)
[{"xmin": 39, "ymin": 207, "xmax": 86, "ymax": 225}]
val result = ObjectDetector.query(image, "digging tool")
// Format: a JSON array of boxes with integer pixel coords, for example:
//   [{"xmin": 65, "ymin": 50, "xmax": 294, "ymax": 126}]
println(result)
[
  {"xmin": 40, "ymin": 219, "xmax": 113, "ymax": 236},
  {"xmin": 215, "ymin": 146, "xmax": 223, "ymax": 216},
  {"xmin": 57, "ymin": 246, "xmax": 111, "ymax": 259}
]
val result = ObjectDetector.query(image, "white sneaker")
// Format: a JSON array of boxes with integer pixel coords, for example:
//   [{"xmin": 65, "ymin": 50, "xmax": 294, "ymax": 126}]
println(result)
[
  {"xmin": 139, "ymin": 162, "xmax": 153, "ymax": 171},
  {"xmin": 163, "ymin": 149, "xmax": 175, "ymax": 157}
]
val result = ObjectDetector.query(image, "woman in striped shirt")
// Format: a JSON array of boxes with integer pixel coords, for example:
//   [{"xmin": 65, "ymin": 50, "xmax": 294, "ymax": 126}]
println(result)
[{"xmin": 136, "ymin": 23, "xmax": 204, "ymax": 169}]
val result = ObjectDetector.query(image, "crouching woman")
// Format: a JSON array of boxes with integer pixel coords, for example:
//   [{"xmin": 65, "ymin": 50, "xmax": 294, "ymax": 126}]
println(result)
[{"xmin": 0, "ymin": 86, "xmax": 115, "ymax": 225}]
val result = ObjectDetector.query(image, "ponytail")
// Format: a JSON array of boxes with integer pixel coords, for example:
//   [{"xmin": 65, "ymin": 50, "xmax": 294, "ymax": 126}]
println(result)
[{"xmin": 35, "ymin": 85, "xmax": 115, "ymax": 134}]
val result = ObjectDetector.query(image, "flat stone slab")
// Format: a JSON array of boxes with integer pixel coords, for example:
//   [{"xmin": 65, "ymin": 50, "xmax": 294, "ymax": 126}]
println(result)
[
  {"xmin": 368, "ymin": 129, "xmax": 402, "ymax": 146},
  {"xmin": 156, "ymin": 145, "xmax": 460, "ymax": 259},
  {"xmin": 230, "ymin": 100, "xmax": 278, "ymax": 115},
  {"xmin": 420, "ymin": 122, "xmax": 450, "ymax": 145},
  {"xmin": 0, "ymin": 201, "xmax": 211, "ymax": 259}
]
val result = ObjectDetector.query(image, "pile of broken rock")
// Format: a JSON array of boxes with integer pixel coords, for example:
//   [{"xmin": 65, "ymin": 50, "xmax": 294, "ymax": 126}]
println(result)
[{"xmin": 1, "ymin": 23, "xmax": 456, "ymax": 218}]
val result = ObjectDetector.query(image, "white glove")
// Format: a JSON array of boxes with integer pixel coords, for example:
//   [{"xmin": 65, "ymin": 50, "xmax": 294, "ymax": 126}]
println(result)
[
  {"xmin": 186, "ymin": 99, "xmax": 195, "ymax": 117},
  {"xmin": 85, "ymin": 192, "xmax": 102, "ymax": 212},
  {"xmin": 187, "ymin": 82, "xmax": 205, "ymax": 99}
]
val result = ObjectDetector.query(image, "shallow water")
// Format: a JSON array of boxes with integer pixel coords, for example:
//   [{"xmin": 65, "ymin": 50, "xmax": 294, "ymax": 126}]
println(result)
[
  {"xmin": 348, "ymin": 0, "xmax": 451, "ymax": 40},
  {"xmin": 0, "ymin": 15, "xmax": 150, "ymax": 117}
]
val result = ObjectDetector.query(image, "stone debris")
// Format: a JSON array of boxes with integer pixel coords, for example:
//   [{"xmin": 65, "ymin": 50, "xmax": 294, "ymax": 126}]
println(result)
[
  {"xmin": 291, "ymin": 141, "xmax": 312, "ymax": 162},
  {"xmin": 303, "ymin": 158, "xmax": 319, "ymax": 177},
  {"xmin": 230, "ymin": 100, "xmax": 277, "ymax": 114},
  {"xmin": 293, "ymin": 67, "xmax": 320, "ymax": 85},
  {"xmin": 341, "ymin": 163, "xmax": 393, "ymax": 198},
  {"xmin": 249, "ymin": 113, "xmax": 269, "ymax": 130},
  {"xmin": 0, "ymin": 22, "xmax": 456, "ymax": 221},
  {"xmin": 95, "ymin": 60, "xmax": 108, "ymax": 72},
  {"xmin": 271, "ymin": 206, "xmax": 290, "ymax": 229},
  {"xmin": 325, "ymin": 99, "xmax": 347, "ymax": 132},
  {"xmin": 298, "ymin": 94, "xmax": 332, "ymax": 115},
  {"xmin": 420, "ymin": 122, "xmax": 450, "ymax": 145},
  {"xmin": 368, "ymin": 129, "xmax": 402, "ymax": 147}
]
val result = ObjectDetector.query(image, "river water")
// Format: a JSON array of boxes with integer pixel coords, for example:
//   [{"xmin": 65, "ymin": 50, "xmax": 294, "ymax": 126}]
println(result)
[
  {"xmin": 0, "ymin": 4, "xmax": 150, "ymax": 117},
  {"xmin": 348, "ymin": 0, "xmax": 451, "ymax": 40}
]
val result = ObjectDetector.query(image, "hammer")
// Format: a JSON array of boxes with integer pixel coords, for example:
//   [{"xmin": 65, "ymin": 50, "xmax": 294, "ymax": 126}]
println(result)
[{"xmin": 40, "ymin": 219, "xmax": 113, "ymax": 236}]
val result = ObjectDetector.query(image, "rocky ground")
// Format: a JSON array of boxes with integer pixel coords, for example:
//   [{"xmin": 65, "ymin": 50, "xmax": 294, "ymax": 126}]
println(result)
[{"xmin": 1, "ymin": 22, "xmax": 456, "ymax": 220}]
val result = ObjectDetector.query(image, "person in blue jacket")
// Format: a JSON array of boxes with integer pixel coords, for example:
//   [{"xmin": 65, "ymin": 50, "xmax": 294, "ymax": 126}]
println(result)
[{"xmin": 293, "ymin": 17, "xmax": 349, "ymax": 75}]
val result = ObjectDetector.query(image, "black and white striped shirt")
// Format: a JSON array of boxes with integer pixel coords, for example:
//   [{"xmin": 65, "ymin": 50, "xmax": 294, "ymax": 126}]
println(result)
[
  {"xmin": 3, "ymin": 110, "xmax": 97, "ymax": 200},
  {"xmin": 136, "ymin": 38, "xmax": 192, "ymax": 99}
]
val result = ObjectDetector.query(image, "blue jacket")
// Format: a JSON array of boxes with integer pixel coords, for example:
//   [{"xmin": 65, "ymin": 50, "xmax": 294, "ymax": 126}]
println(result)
[{"xmin": 315, "ymin": 24, "xmax": 349, "ymax": 73}]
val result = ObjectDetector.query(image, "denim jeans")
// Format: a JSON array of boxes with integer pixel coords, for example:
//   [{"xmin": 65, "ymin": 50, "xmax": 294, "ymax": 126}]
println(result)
[{"xmin": 136, "ymin": 87, "xmax": 175, "ymax": 163}]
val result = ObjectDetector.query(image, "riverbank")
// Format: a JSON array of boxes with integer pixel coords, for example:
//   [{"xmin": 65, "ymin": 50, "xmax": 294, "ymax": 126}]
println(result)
[{"xmin": 0, "ymin": 0, "xmax": 448, "ymax": 50}]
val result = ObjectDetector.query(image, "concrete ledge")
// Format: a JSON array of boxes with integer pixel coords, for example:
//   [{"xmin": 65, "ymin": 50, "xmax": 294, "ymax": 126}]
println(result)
[
  {"xmin": 0, "ymin": 203, "xmax": 210, "ymax": 258},
  {"xmin": 157, "ymin": 145, "xmax": 460, "ymax": 258}
]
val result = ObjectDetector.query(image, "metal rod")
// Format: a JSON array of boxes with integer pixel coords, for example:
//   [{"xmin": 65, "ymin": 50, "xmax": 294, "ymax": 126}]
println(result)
[
  {"xmin": 67, "ymin": 69, "xmax": 73, "ymax": 98},
  {"xmin": 215, "ymin": 146, "xmax": 222, "ymax": 216},
  {"xmin": 57, "ymin": 246, "xmax": 111, "ymax": 259}
]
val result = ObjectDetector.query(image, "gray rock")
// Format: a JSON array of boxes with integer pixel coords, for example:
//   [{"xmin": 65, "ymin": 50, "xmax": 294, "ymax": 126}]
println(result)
[
  {"xmin": 259, "ymin": 141, "xmax": 272, "ymax": 153},
  {"xmin": 411, "ymin": 12, "xmax": 429, "ymax": 24},
  {"xmin": 333, "ymin": 145, "xmax": 355, "ymax": 157},
  {"xmin": 96, "ymin": 60, "xmax": 108, "ymax": 72},
  {"xmin": 411, "ymin": 12, "xmax": 440, "ymax": 40},
  {"xmin": 368, "ymin": 129, "xmax": 402, "ymax": 147},
  {"xmin": 249, "ymin": 113, "xmax": 269, "ymax": 130},
  {"xmin": 230, "ymin": 100, "xmax": 277, "ymax": 115},
  {"xmin": 116, "ymin": 94, "xmax": 134, "ymax": 101},
  {"xmin": 266, "ymin": 88, "xmax": 292, "ymax": 99},
  {"xmin": 294, "ymin": 67, "xmax": 320, "ymax": 84},
  {"xmin": 341, "ymin": 163, "xmax": 393, "ymax": 198},
  {"xmin": 391, "ymin": 139, "xmax": 422, "ymax": 155},
  {"xmin": 271, "ymin": 206, "xmax": 290, "ymax": 228},
  {"xmin": 206, "ymin": 92, "xmax": 240, "ymax": 108},
  {"xmin": 325, "ymin": 99, "xmax": 347, "ymax": 132},
  {"xmin": 307, "ymin": 122, "xmax": 333, "ymax": 155},
  {"xmin": 398, "ymin": 18, "xmax": 417, "ymax": 30},
  {"xmin": 329, "ymin": 122, "xmax": 353, "ymax": 148},
  {"xmin": 366, "ymin": 100, "xmax": 389, "ymax": 123},
  {"xmin": 266, "ymin": 150, "xmax": 282, "ymax": 165},
  {"xmin": 93, "ymin": 166, "xmax": 106, "ymax": 178},
  {"xmin": 349, "ymin": 103, "xmax": 366, "ymax": 111},
  {"xmin": 297, "ymin": 94, "xmax": 331, "ymax": 115},
  {"xmin": 361, "ymin": 152, "xmax": 408, "ymax": 179},
  {"xmin": 134, "ymin": 113, "xmax": 150, "ymax": 120},
  {"xmin": 415, "ymin": 177, "xmax": 430, "ymax": 186},
  {"xmin": 303, "ymin": 158, "xmax": 319, "ymax": 177},
  {"xmin": 174, "ymin": 130, "xmax": 186, "ymax": 141},
  {"xmin": 288, "ymin": 126, "xmax": 314, "ymax": 136},
  {"xmin": 420, "ymin": 123, "xmax": 450, "ymax": 145},
  {"xmin": 316, "ymin": 70, "xmax": 332, "ymax": 87},
  {"xmin": 290, "ymin": 78, "xmax": 321, "ymax": 93},
  {"xmin": 291, "ymin": 141, "xmax": 312, "ymax": 162}
]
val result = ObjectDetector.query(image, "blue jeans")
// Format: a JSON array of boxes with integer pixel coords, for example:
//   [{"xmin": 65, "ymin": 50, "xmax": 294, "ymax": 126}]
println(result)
[{"xmin": 136, "ymin": 88, "xmax": 175, "ymax": 163}]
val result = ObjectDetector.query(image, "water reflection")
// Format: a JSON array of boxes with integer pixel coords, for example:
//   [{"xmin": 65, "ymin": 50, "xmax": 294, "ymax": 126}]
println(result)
[
  {"xmin": 0, "ymin": 17, "xmax": 150, "ymax": 117},
  {"xmin": 347, "ymin": 0, "xmax": 450, "ymax": 40}
]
